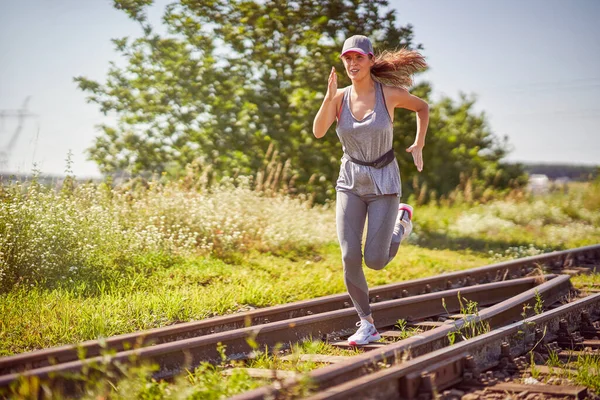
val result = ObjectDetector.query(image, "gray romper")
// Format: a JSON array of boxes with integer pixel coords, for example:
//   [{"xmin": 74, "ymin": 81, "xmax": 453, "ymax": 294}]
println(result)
[{"xmin": 335, "ymin": 81, "xmax": 404, "ymax": 318}]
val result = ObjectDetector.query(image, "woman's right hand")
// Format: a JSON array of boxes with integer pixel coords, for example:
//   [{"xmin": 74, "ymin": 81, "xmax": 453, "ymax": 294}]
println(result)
[
  {"xmin": 326, "ymin": 66, "xmax": 337, "ymax": 102},
  {"xmin": 313, "ymin": 66, "xmax": 339, "ymax": 138}
]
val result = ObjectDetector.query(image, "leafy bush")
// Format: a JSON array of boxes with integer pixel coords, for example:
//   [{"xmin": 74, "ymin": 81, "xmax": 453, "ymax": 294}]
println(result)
[{"xmin": 0, "ymin": 175, "xmax": 336, "ymax": 293}]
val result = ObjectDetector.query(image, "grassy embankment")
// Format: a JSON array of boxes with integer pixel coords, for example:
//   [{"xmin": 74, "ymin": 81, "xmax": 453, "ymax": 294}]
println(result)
[{"xmin": 1, "ymin": 174, "xmax": 599, "ymax": 398}]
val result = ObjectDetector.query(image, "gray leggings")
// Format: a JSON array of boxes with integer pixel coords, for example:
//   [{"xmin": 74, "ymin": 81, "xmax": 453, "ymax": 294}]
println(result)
[{"xmin": 336, "ymin": 190, "xmax": 402, "ymax": 318}]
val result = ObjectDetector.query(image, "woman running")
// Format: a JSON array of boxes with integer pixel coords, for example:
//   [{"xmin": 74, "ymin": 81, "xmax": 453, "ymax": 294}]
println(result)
[{"xmin": 312, "ymin": 35, "xmax": 429, "ymax": 345}]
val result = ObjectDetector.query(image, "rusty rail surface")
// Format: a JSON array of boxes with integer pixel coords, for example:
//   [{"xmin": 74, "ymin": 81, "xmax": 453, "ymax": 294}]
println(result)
[
  {"xmin": 229, "ymin": 274, "xmax": 574, "ymax": 400},
  {"xmin": 0, "ymin": 275, "xmax": 558, "ymax": 391},
  {"xmin": 1, "ymin": 243, "xmax": 597, "ymax": 377},
  {"xmin": 306, "ymin": 292, "xmax": 600, "ymax": 400}
]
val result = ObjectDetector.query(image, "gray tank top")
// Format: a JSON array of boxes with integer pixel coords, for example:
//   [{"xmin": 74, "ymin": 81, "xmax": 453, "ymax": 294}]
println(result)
[{"xmin": 335, "ymin": 81, "xmax": 401, "ymax": 196}]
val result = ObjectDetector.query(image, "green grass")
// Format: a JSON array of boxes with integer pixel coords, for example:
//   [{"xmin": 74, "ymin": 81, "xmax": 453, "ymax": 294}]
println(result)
[
  {"xmin": 1, "ymin": 176, "xmax": 600, "ymax": 397},
  {"xmin": 525, "ymin": 351, "xmax": 600, "ymax": 394},
  {"xmin": 245, "ymin": 340, "xmax": 361, "ymax": 373},
  {"xmin": 443, "ymin": 295, "xmax": 490, "ymax": 346},
  {"xmin": 0, "ymin": 176, "xmax": 338, "ymax": 293},
  {"xmin": 572, "ymin": 272, "xmax": 600, "ymax": 289},
  {"xmin": 0, "ymin": 244, "xmax": 494, "ymax": 356},
  {"xmin": 574, "ymin": 354, "xmax": 600, "ymax": 393},
  {"xmin": 413, "ymin": 180, "xmax": 600, "ymax": 253},
  {"xmin": 7, "ymin": 355, "xmax": 272, "ymax": 400},
  {"xmin": 6, "ymin": 340, "xmax": 357, "ymax": 399},
  {"xmin": 391, "ymin": 319, "xmax": 423, "ymax": 341}
]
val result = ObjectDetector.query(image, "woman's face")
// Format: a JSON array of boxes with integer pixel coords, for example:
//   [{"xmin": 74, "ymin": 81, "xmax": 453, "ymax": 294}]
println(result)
[{"xmin": 341, "ymin": 52, "xmax": 373, "ymax": 81}]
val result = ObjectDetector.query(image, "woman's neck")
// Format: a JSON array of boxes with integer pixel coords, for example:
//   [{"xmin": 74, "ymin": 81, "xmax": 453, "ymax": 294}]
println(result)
[{"xmin": 351, "ymin": 76, "xmax": 376, "ymax": 95}]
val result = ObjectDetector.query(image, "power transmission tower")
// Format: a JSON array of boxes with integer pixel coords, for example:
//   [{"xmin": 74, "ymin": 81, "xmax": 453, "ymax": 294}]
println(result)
[{"xmin": 0, "ymin": 96, "xmax": 38, "ymax": 172}]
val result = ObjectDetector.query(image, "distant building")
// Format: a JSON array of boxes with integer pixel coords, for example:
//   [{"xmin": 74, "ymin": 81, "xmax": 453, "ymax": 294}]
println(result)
[{"xmin": 528, "ymin": 174, "xmax": 550, "ymax": 194}]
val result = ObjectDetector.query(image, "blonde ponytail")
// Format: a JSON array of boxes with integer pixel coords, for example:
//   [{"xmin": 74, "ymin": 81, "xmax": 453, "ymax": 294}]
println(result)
[{"xmin": 370, "ymin": 48, "xmax": 427, "ymax": 89}]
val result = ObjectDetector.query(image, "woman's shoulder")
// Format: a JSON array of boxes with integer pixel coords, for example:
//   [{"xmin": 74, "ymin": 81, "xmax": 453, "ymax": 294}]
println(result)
[
  {"xmin": 381, "ymin": 84, "xmax": 409, "ymax": 105},
  {"xmin": 381, "ymin": 83, "xmax": 408, "ymax": 96}
]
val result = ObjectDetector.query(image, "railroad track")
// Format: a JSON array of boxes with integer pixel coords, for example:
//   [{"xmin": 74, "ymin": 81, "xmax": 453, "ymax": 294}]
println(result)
[
  {"xmin": 0, "ymin": 244, "xmax": 598, "ymax": 398},
  {"xmin": 302, "ymin": 292, "xmax": 600, "ymax": 400}
]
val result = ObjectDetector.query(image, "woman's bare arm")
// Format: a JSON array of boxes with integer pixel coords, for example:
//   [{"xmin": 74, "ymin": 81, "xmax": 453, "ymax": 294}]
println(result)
[
  {"xmin": 387, "ymin": 87, "xmax": 429, "ymax": 171},
  {"xmin": 313, "ymin": 67, "xmax": 343, "ymax": 138}
]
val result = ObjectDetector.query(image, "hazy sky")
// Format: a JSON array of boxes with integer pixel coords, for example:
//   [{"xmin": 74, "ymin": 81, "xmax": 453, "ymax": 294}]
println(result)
[{"xmin": 1, "ymin": 0, "xmax": 599, "ymax": 177}]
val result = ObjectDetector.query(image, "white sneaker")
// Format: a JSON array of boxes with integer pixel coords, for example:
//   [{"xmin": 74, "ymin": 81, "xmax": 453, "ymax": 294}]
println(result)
[
  {"xmin": 347, "ymin": 320, "xmax": 381, "ymax": 346},
  {"xmin": 397, "ymin": 203, "xmax": 413, "ymax": 242}
]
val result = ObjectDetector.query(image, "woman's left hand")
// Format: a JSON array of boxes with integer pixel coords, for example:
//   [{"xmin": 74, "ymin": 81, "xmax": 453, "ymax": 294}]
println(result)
[{"xmin": 406, "ymin": 143, "xmax": 424, "ymax": 172}]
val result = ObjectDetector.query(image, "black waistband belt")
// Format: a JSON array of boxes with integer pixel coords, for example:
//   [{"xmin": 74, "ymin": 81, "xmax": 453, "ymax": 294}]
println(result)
[{"xmin": 344, "ymin": 149, "xmax": 395, "ymax": 169}]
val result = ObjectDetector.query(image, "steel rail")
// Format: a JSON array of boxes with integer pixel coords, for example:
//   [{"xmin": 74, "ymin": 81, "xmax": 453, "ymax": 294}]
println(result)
[
  {"xmin": 0, "ymin": 276, "xmax": 552, "ymax": 391},
  {"xmin": 229, "ymin": 274, "xmax": 573, "ymax": 400},
  {"xmin": 1, "ymin": 244, "xmax": 597, "ymax": 376},
  {"xmin": 307, "ymin": 292, "xmax": 600, "ymax": 400}
]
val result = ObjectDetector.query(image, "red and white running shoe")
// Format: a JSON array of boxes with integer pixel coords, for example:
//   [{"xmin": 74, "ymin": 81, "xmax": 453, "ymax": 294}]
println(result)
[
  {"xmin": 347, "ymin": 320, "xmax": 381, "ymax": 346},
  {"xmin": 397, "ymin": 203, "xmax": 413, "ymax": 242}
]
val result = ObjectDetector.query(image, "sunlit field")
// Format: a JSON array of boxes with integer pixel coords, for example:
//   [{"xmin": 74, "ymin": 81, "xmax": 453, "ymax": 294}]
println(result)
[
  {"xmin": 1, "ymin": 173, "xmax": 599, "ymax": 398},
  {"xmin": 2, "ymin": 173, "xmax": 599, "ymax": 358},
  {"xmin": 413, "ymin": 180, "xmax": 600, "ymax": 254}
]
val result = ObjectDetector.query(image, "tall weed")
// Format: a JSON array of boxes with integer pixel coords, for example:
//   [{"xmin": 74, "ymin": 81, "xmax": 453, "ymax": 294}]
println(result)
[{"xmin": 0, "ymin": 175, "xmax": 335, "ymax": 292}]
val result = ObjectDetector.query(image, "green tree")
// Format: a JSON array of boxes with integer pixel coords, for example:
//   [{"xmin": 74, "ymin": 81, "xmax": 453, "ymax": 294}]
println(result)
[
  {"xmin": 407, "ymin": 92, "xmax": 526, "ymax": 201},
  {"xmin": 76, "ymin": 0, "xmax": 524, "ymax": 202}
]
